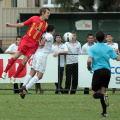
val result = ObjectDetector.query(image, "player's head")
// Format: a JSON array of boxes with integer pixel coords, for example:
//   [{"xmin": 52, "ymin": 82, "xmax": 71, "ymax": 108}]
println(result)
[
  {"xmin": 71, "ymin": 31, "xmax": 77, "ymax": 41},
  {"xmin": 47, "ymin": 24, "xmax": 55, "ymax": 35},
  {"xmin": 87, "ymin": 33, "xmax": 94, "ymax": 43},
  {"xmin": 96, "ymin": 31, "xmax": 105, "ymax": 43},
  {"xmin": 40, "ymin": 7, "xmax": 50, "ymax": 20},
  {"xmin": 106, "ymin": 34, "xmax": 113, "ymax": 42},
  {"xmin": 16, "ymin": 36, "xmax": 21, "ymax": 46},
  {"xmin": 54, "ymin": 34, "xmax": 62, "ymax": 43}
]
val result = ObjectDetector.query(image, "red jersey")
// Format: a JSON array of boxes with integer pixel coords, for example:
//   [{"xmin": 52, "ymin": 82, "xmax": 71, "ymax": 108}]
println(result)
[{"xmin": 24, "ymin": 16, "xmax": 48, "ymax": 42}]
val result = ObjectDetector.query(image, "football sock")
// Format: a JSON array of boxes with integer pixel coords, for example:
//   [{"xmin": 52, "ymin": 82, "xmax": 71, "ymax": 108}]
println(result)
[
  {"xmin": 93, "ymin": 93, "xmax": 106, "ymax": 114},
  {"xmin": 26, "ymin": 76, "xmax": 39, "ymax": 90},
  {"xmin": 100, "ymin": 96, "xmax": 106, "ymax": 114},
  {"xmin": 23, "ymin": 75, "xmax": 32, "ymax": 86},
  {"xmin": 93, "ymin": 93, "xmax": 103, "ymax": 99},
  {"xmin": 13, "ymin": 63, "xmax": 25, "ymax": 78},
  {"xmin": 4, "ymin": 57, "xmax": 16, "ymax": 73}
]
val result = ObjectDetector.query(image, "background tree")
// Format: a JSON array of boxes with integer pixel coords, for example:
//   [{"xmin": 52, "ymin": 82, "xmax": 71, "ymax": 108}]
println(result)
[
  {"xmin": 97, "ymin": 0, "xmax": 115, "ymax": 12},
  {"xmin": 114, "ymin": 0, "xmax": 120, "ymax": 11},
  {"xmin": 55, "ymin": 0, "xmax": 80, "ymax": 12},
  {"xmin": 55, "ymin": 0, "xmax": 120, "ymax": 12},
  {"xmin": 55, "ymin": 0, "xmax": 94, "ymax": 12},
  {"xmin": 80, "ymin": 0, "xmax": 94, "ymax": 12}
]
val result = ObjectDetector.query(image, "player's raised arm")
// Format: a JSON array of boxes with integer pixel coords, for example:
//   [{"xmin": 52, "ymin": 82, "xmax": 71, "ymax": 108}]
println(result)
[{"xmin": 6, "ymin": 23, "xmax": 24, "ymax": 27}]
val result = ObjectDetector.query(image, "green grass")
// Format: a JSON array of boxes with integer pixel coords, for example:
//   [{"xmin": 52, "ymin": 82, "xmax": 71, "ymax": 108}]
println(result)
[{"xmin": 0, "ymin": 91, "xmax": 120, "ymax": 120}]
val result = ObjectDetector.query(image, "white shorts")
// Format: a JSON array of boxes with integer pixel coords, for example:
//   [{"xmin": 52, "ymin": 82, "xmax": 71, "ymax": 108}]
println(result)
[{"xmin": 32, "ymin": 55, "xmax": 47, "ymax": 73}]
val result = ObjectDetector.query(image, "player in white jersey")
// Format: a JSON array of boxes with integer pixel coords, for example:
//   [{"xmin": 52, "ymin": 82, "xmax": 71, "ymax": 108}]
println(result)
[
  {"xmin": 19, "ymin": 25, "xmax": 55, "ymax": 99},
  {"xmin": 51, "ymin": 34, "xmax": 68, "ymax": 94},
  {"xmin": 81, "ymin": 34, "xmax": 96, "ymax": 94},
  {"xmin": 105, "ymin": 34, "xmax": 119, "ymax": 94},
  {"xmin": 65, "ymin": 31, "xmax": 81, "ymax": 94}
]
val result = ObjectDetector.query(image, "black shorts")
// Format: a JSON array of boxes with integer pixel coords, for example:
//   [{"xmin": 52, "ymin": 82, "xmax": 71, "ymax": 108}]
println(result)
[{"xmin": 92, "ymin": 68, "xmax": 111, "ymax": 92}]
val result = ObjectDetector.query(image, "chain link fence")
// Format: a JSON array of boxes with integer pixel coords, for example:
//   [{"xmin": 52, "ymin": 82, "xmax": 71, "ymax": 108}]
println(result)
[{"xmin": 0, "ymin": 54, "xmax": 119, "ymax": 95}]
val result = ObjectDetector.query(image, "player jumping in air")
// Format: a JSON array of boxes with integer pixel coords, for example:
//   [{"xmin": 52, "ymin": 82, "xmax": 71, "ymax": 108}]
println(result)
[
  {"xmin": 20, "ymin": 24, "xmax": 55, "ymax": 99},
  {"xmin": 1, "ymin": 7, "xmax": 50, "ymax": 84}
]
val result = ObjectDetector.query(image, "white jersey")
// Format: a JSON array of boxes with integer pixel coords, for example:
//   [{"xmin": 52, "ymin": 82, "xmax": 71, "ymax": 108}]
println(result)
[
  {"xmin": 65, "ymin": 41, "xmax": 81, "ymax": 64},
  {"xmin": 5, "ymin": 43, "xmax": 18, "ymax": 52},
  {"xmin": 32, "ymin": 32, "xmax": 54, "ymax": 73},
  {"xmin": 81, "ymin": 42, "xmax": 96, "ymax": 54},
  {"xmin": 51, "ymin": 43, "xmax": 68, "ymax": 67},
  {"xmin": 34, "ymin": 32, "xmax": 54, "ymax": 56},
  {"xmin": 105, "ymin": 42, "xmax": 118, "ymax": 50}
]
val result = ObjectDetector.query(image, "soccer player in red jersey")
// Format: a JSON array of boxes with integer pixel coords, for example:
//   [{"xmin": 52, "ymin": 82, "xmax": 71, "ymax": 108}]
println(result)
[{"xmin": 1, "ymin": 7, "xmax": 50, "ymax": 84}]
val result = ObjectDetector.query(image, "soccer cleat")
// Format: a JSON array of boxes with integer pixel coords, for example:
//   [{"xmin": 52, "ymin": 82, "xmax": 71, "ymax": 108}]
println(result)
[
  {"xmin": 1, "ymin": 72, "xmax": 7, "ymax": 79},
  {"xmin": 10, "ymin": 76, "xmax": 16, "ymax": 85},
  {"xmin": 104, "ymin": 92, "xmax": 109, "ymax": 106},
  {"xmin": 20, "ymin": 86, "xmax": 27, "ymax": 99},
  {"xmin": 101, "ymin": 113, "xmax": 108, "ymax": 117}
]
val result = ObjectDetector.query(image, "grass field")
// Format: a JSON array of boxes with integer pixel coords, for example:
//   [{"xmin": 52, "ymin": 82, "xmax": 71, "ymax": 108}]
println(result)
[{"xmin": 0, "ymin": 91, "xmax": 120, "ymax": 120}]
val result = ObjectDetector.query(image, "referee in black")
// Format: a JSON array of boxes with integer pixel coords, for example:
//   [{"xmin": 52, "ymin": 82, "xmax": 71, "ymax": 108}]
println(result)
[{"xmin": 87, "ymin": 31, "xmax": 120, "ymax": 117}]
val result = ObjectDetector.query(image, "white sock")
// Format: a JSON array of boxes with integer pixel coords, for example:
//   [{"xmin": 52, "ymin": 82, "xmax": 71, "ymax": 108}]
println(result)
[
  {"xmin": 26, "ymin": 76, "xmax": 39, "ymax": 90},
  {"xmin": 23, "ymin": 75, "xmax": 32, "ymax": 86}
]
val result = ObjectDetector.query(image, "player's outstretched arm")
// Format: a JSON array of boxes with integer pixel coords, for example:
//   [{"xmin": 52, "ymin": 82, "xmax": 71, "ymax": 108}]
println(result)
[{"xmin": 6, "ymin": 23, "xmax": 24, "ymax": 27}]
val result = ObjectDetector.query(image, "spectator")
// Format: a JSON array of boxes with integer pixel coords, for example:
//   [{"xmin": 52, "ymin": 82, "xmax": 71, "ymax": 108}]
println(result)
[
  {"xmin": 105, "ymin": 34, "xmax": 119, "ymax": 94},
  {"xmin": 0, "ymin": 47, "xmax": 4, "ymax": 53},
  {"xmin": 65, "ymin": 31, "xmax": 81, "ymax": 94},
  {"xmin": 81, "ymin": 33, "xmax": 96, "ymax": 94},
  {"xmin": 5, "ymin": 36, "xmax": 23, "ymax": 94},
  {"xmin": 51, "ymin": 34, "xmax": 68, "ymax": 94},
  {"xmin": 35, "ymin": 83, "xmax": 43, "ymax": 94}
]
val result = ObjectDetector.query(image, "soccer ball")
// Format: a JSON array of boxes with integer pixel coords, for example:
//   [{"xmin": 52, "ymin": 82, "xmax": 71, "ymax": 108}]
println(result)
[{"xmin": 63, "ymin": 32, "xmax": 73, "ymax": 42}]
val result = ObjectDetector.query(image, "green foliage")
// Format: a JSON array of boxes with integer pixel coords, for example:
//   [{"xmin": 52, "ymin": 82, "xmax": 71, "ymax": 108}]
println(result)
[
  {"xmin": 80, "ymin": 0, "xmax": 94, "ymax": 12},
  {"xmin": 55, "ymin": 0, "xmax": 94, "ymax": 12},
  {"xmin": 55, "ymin": 0, "xmax": 120, "ymax": 12},
  {"xmin": 98, "ymin": 0, "xmax": 115, "ymax": 12},
  {"xmin": 55, "ymin": 0, "xmax": 81, "ymax": 12}
]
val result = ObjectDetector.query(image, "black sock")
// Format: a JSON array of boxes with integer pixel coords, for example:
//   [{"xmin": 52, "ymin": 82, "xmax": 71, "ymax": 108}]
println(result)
[
  {"xmin": 100, "ymin": 97, "xmax": 106, "ymax": 114},
  {"xmin": 93, "ymin": 93, "xmax": 103, "ymax": 99},
  {"xmin": 93, "ymin": 93, "xmax": 106, "ymax": 114}
]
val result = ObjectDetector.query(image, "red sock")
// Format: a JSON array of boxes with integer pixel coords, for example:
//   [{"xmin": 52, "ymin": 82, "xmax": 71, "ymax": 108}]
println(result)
[
  {"xmin": 4, "ymin": 57, "xmax": 16, "ymax": 73},
  {"xmin": 13, "ymin": 63, "xmax": 25, "ymax": 78}
]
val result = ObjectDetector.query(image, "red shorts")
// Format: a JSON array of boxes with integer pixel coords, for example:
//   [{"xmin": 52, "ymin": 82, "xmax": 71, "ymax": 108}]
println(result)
[{"xmin": 17, "ymin": 35, "xmax": 38, "ymax": 59}]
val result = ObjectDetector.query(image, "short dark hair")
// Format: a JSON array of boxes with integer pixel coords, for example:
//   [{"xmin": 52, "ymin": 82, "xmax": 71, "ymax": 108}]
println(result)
[
  {"xmin": 96, "ymin": 31, "xmax": 105, "ymax": 42},
  {"xmin": 16, "ymin": 36, "xmax": 22, "ymax": 40},
  {"xmin": 54, "ymin": 34, "xmax": 61, "ymax": 41},
  {"xmin": 87, "ymin": 33, "xmax": 94, "ymax": 38},
  {"xmin": 106, "ymin": 34, "xmax": 112, "ymax": 37},
  {"xmin": 55, "ymin": 34, "xmax": 61, "ymax": 38},
  {"xmin": 71, "ymin": 31, "xmax": 76, "ymax": 35},
  {"xmin": 40, "ymin": 7, "xmax": 50, "ymax": 16},
  {"xmin": 47, "ymin": 24, "xmax": 55, "ymax": 32}
]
